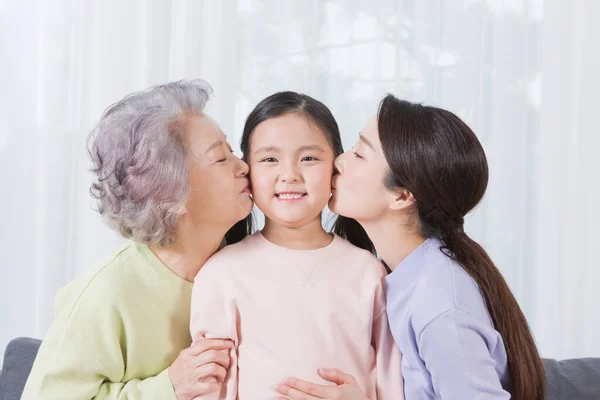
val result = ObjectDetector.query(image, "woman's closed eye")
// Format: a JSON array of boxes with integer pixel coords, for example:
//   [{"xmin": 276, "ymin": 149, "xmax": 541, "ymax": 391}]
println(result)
[{"xmin": 216, "ymin": 149, "xmax": 235, "ymax": 163}]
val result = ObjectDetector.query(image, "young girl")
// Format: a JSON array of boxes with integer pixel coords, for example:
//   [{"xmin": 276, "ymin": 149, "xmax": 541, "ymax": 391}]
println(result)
[
  {"xmin": 276, "ymin": 95, "xmax": 546, "ymax": 400},
  {"xmin": 189, "ymin": 92, "xmax": 404, "ymax": 399}
]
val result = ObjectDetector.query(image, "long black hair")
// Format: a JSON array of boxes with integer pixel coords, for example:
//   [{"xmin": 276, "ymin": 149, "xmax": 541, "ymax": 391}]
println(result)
[
  {"xmin": 377, "ymin": 94, "xmax": 545, "ymax": 400},
  {"xmin": 225, "ymin": 91, "xmax": 374, "ymax": 253}
]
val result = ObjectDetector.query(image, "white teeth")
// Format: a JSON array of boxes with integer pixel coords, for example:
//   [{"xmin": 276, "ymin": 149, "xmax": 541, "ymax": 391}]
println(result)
[{"xmin": 277, "ymin": 193, "xmax": 305, "ymax": 199}]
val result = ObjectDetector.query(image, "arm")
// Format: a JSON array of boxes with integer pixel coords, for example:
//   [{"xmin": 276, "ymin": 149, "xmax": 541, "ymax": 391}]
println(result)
[
  {"xmin": 22, "ymin": 327, "xmax": 177, "ymax": 400},
  {"xmin": 371, "ymin": 309, "xmax": 405, "ymax": 400},
  {"xmin": 22, "ymin": 287, "xmax": 228, "ymax": 400},
  {"xmin": 418, "ymin": 309, "xmax": 510, "ymax": 400},
  {"xmin": 190, "ymin": 261, "xmax": 238, "ymax": 400}
]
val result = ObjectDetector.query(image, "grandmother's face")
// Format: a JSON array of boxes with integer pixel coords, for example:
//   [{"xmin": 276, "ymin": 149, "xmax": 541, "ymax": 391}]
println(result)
[{"xmin": 183, "ymin": 114, "xmax": 253, "ymax": 229}]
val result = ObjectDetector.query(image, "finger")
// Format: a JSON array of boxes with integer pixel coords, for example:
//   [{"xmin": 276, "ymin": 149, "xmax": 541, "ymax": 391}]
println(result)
[
  {"xmin": 194, "ymin": 381, "xmax": 221, "ymax": 395},
  {"xmin": 188, "ymin": 339, "xmax": 234, "ymax": 356},
  {"xmin": 194, "ymin": 349, "xmax": 231, "ymax": 369},
  {"xmin": 278, "ymin": 377, "xmax": 336, "ymax": 398},
  {"xmin": 317, "ymin": 368, "xmax": 355, "ymax": 385},
  {"xmin": 195, "ymin": 362, "xmax": 228, "ymax": 382},
  {"xmin": 200, "ymin": 375, "xmax": 219, "ymax": 383},
  {"xmin": 275, "ymin": 383, "xmax": 324, "ymax": 400}
]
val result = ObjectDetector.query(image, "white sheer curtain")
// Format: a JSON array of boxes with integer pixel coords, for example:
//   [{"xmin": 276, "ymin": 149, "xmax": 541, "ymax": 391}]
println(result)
[{"xmin": 1, "ymin": 0, "xmax": 598, "ymax": 363}]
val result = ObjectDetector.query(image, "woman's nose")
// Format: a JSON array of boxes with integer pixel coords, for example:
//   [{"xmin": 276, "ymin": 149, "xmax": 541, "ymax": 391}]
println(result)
[
  {"xmin": 236, "ymin": 157, "xmax": 249, "ymax": 177},
  {"xmin": 333, "ymin": 153, "xmax": 345, "ymax": 174}
]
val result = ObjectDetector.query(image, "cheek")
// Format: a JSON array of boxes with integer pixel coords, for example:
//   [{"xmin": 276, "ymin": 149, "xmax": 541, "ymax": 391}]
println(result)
[
  {"xmin": 339, "ymin": 163, "xmax": 383, "ymax": 206},
  {"xmin": 308, "ymin": 165, "xmax": 333, "ymax": 193},
  {"xmin": 207, "ymin": 165, "xmax": 240, "ymax": 202},
  {"xmin": 340, "ymin": 163, "xmax": 366, "ymax": 191},
  {"xmin": 249, "ymin": 168, "xmax": 275, "ymax": 202}
]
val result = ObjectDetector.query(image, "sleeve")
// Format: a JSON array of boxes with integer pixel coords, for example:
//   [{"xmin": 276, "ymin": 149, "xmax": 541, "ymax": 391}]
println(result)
[
  {"xmin": 21, "ymin": 321, "xmax": 177, "ymax": 400},
  {"xmin": 189, "ymin": 260, "xmax": 238, "ymax": 400},
  {"xmin": 371, "ymin": 283, "xmax": 405, "ymax": 400},
  {"xmin": 417, "ymin": 309, "xmax": 511, "ymax": 400}
]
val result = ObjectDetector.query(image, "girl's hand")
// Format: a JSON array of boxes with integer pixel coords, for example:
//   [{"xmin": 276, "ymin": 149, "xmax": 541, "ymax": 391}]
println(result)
[{"xmin": 274, "ymin": 368, "xmax": 369, "ymax": 400}]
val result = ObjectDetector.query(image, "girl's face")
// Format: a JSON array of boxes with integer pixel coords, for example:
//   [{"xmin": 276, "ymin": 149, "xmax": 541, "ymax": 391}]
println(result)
[
  {"xmin": 329, "ymin": 115, "xmax": 393, "ymax": 223},
  {"xmin": 247, "ymin": 113, "xmax": 335, "ymax": 229}
]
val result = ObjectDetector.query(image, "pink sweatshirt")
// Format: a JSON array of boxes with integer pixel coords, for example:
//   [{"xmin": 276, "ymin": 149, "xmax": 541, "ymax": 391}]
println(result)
[{"xmin": 190, "ymin": 232, "xmax": 404, "ymax": 400}]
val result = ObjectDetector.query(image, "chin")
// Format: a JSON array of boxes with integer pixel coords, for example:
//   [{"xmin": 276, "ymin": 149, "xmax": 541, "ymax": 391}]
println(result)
[
  {"xmin": 328, "ymin": 197, "xmax": 342, "ymax": 215},
  {"xmin": 329, "ymin": 201, "xmax": 356, "ymax": 220},
  {"xmin": 267, "ymin": 211, "xmax": 318, "ymax": 228},
  {"xmin": 237, "ymin": 197, "xmax": 254, "ymax": 219}
]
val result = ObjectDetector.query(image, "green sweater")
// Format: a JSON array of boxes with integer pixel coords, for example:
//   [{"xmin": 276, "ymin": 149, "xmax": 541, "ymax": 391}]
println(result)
[{"xmin": 22, "ymin": 241, "xmax": 193, "ymax": 399}]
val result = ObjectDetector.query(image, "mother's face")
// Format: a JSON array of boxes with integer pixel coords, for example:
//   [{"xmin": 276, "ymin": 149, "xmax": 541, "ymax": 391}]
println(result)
[
  {"xmin": 329, "ymin": 116, "xmax": 392, "ymax": 223},
  {"xmin": 183, "ymin": 114, "xmax": 253, "ymax": 229}
]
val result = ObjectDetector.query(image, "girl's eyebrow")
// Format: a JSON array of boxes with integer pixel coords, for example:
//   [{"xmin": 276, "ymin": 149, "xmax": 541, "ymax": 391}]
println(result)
[
  {"xmin": 253, "ymin": 145, "xmax": 326, "ymax": 154},
  {"xmin": 254, "ymin": 145, "xmax": 281, "ymax": 154},
  {"xmin": 297, "ymin": 145, "xmax": 326, "ymax": 153}
]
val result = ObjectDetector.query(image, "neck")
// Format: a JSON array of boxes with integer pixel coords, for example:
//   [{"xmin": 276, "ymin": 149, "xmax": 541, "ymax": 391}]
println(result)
[
  {"xmin": 150, "ymin": 221, "xmax": 226, "ymax": 282},
  {"xmin": 262, "ymin": 216, "xmax": 332, "ymax": 250},
  {"xmin": 360, "ymin": 215, "xmax": 426, "ymax": 271}
]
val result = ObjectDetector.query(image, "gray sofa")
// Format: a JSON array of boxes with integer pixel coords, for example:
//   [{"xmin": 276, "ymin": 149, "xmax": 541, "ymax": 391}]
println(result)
[
  {"xmin": 0, "ymin": 338, "xmax": 40, "ymax": 400},
  {"xmin": 1, "ymin": 337, "xmax": 599, "ymax": 400}
]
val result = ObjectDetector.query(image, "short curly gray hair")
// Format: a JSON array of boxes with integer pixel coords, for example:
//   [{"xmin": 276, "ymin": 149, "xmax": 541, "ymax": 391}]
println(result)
[{"xmin": 88, "ymin": 79, "xmax": 213, "ymax": 246}]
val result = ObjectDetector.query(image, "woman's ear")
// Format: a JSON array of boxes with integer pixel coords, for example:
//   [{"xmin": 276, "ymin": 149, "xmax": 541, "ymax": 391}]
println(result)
[{"xmin": 387, "ymin": 188, "xmax": 417, "ymax": 211}]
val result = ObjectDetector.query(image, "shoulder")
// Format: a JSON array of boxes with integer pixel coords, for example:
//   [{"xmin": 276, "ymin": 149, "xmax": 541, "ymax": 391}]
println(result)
[
  {"xmin": 63, "ymin": 243, "xmax": 139, "ymax": 299},
  {"xmin": 331, "ymin": 236, "xmax": 388, "ymax": 314},
  {"xmin": 333, "ymin": 235, "xmax": 387, "ymax": 279},
  {"xmin": 52, "ymin": 243, "xmax": 141, "ymax": 329},
  {"xmin": 196, "ymin": 234, "xmax": 258, "ymax": 281},
  {"xmin": 411, "ymin": 251, "xmax": 493, "ymax": 335}
]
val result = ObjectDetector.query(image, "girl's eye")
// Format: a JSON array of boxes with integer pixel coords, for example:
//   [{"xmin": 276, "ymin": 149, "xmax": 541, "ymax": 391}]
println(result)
[
  {"xmin": 353, "ymin": 151, "xmax": 363, "ymax": 159},
  {"xmin": 261, "ymin": 157, "xmax": 278, "ymax": 163},
  {"xmin": 301, "ymin": 156, "xmax": 318, "ymax": 162}
]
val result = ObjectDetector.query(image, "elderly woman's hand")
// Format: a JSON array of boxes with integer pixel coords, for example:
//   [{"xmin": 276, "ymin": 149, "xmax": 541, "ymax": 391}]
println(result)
[
  {"xmin": 274, "ymin": 368, "xmax": 370, "ymax": 400},
  {"xmin": 168, "ymin": 338, "xmax": 233, "ymax": 400}
]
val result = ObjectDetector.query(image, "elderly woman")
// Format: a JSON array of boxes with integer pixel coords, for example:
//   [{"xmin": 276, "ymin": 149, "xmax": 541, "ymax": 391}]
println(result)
[{"xmin": 22, "ymin": 80, "xmax": 253, "ymax": 399}]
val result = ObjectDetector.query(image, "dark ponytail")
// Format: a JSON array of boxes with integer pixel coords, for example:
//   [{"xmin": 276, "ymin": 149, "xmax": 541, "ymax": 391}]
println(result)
[
  {"xmin": 378, "ymin": 94, "xmax": 545, "ymax": 400},
  {"xmin": 225, "ymin": 91, "xmax": 374, "ymax": 254}
]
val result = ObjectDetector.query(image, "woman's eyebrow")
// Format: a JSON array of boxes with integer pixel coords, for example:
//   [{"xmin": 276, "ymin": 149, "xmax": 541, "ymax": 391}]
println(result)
[
  {"xmin": 359, "ymin": 134, "xmax": 375, "ymax": 150},
  {"xmin": 205, "ymin": 140, "xmax": 224, "ymax": 153}
]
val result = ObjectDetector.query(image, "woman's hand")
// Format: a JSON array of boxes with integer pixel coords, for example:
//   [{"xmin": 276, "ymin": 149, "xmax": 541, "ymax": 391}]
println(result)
[
  {"xmin": 168, "ymin": 338, "xmax": 233, "ymax": 400},
  {"xmin": 274, "ymin": 368, "xmax": 370, "ymax": 400}
]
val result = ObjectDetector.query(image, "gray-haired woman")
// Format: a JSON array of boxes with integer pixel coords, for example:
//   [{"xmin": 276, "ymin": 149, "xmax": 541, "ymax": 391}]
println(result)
[{"xmin": 22, "ymin": 80, "xmax": 253, "ymax": 400}]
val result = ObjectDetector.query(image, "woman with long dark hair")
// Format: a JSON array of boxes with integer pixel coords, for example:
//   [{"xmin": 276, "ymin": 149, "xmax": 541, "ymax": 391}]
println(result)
[{"xmin": 275, "ymin": 95, "xmax": 545, "ymax": 400}]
